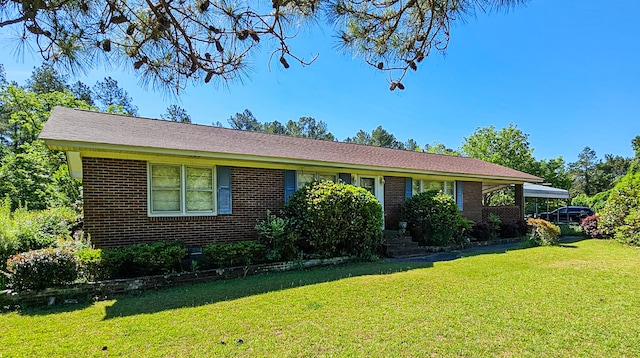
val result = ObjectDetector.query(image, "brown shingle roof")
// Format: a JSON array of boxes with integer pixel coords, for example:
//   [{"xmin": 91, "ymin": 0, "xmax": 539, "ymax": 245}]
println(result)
[{"xmin": 39, "ymin": 107, "xmax": 542, "ymax": 182}]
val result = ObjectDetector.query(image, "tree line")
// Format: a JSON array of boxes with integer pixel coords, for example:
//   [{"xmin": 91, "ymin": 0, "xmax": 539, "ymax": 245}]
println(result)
[{"xmin": 1, "ymin": 62, "xmax": 637, "ymax": 213}]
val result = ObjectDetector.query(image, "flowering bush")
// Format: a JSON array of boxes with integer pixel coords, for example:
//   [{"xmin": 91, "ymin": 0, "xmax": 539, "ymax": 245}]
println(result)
[
  {"xmin": 6, "ymin": 248, "xmax": 78, "ymax": 291},
  {"xmin": 526, "ymin": 218, "xmax": 560, "ymax": 246},
  {"xmin": 580, "ymin": 215, "xmax": 600, "ymax": 239}
]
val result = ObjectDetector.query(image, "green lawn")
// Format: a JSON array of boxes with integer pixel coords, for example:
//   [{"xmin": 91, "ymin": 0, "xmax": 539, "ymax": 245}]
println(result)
[{"xmin": 2, "ymin": 239, "xmax": 639, "ymax": 357}]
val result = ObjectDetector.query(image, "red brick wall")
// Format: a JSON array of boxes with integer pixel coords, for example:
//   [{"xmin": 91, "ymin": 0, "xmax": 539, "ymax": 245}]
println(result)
[
  {"xmin": 83, "ymin": 157, "xmax": 284, "ymax": 248},
  {"xmin": 461, "ymin": 181, "xmax": 483, "ymax": 223},
  {"xmin": 383, "ymin": 176, "xmax": 407, "ymax": 229}
]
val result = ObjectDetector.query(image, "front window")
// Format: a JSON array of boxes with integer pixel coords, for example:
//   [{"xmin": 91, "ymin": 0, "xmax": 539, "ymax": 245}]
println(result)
[
  {"xmin": 151, "ymin": 165, "xmax": 181, "ymax": 213},
  {"xmin": 297, "ymin": 172, "xmax": 337, "ymax": 189},
  {"xmin": 412, "ymin": 179, "xmax": 456, "ymax": 199},
  {"xmin": 149, "ymin": 164, "xmax": 216, "ymax": 216},
  {"xmin": 360, "ymin": 177, "xmax": 375, "ymax": 195},
  {"xmin": 186, "ymin": 167, "xmax": 214, "ymax": 212}
]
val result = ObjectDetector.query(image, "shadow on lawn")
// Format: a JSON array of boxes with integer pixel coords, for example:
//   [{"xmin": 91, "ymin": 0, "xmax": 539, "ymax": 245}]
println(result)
[
  {"xmin": 404, "ymin": 236, "xmax": 589, "ymax": 262},
  {"xmin": 98, "ymin": 261, "xmax": 434, "ymax": 319},
  {"xmin": 17, "ymin": 261, "xmax": 432, "ymax": 317}
]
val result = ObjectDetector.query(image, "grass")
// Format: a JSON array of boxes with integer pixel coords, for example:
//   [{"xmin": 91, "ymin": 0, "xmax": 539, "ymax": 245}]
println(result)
[
  {"xmin": 557, "ymin": 223, "xmax": 583, "ymax": 236},
  {"xmin": 2, "ymin": 239, "xmax": 639, "ymax": 357}
]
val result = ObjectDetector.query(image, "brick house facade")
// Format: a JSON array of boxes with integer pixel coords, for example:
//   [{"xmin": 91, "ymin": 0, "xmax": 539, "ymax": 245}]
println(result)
[
  {"xmin": 41, "ymin": 107, "xmax": 540, "ymax": 249},
  {"xmin": 83, "ymin": 157, "xmax": 286, "ymax": 248}
]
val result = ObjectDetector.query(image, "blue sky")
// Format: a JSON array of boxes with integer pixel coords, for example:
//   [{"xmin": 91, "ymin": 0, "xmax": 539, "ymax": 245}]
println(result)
[{"xmin": 1, "ymin": 0, "xmax": 639, "ymax": 163}]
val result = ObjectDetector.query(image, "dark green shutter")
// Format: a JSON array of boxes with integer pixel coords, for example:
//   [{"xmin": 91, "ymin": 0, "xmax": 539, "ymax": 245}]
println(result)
[
  {"xmin": 217, "ymin": 166, "xmax": 232, "ymax": 214},
  {"xmin": 405, "ymin": 178, "xmax": 413, "ymax": 198},
  {"xmin": 339, "ymin": 173, "xmax": 351, "ymax": 184},
  {"xmin": 284, "ymin": 170, "xmax": 296, "ymax": 203}
]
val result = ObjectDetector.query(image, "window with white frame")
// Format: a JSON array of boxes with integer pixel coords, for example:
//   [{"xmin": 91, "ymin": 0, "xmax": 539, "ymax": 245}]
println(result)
[
  {"xmin": 359, "ymin": 177, "xmax": 376, "ymax": 195},
  {"xmin": 296, "ymin": 172, "xmax": 337, "ymax": 189},
  {"xmin": 149, "ymin": 164, "xmax": 216, "ymax": 216},
  {"xmin": 412, "ymin": 179, "xmax": 456, "ymax": 199}
]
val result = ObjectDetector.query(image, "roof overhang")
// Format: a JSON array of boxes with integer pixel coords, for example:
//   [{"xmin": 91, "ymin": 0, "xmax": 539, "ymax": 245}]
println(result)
[
  {"xmin": 523, "ymin": 182, "xmax": 570, "ymax": 199},
  {"xmin": 44, "ymin": 139, "xmax": 536, "ymax": 184}
]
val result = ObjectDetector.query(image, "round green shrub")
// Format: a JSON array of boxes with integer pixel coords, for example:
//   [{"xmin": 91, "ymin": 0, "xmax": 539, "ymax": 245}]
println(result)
[
  {"xmin": 401, "ymin": 190, "xmax": 464, "ymax": 246},
  {"xmin": 599, "ymin": 172, "xmax": 640, "ymax": 246},
  {"xmin": 6, "ymin": 248, "xmax": 78, "ymax": 291},
  {"xmin": 283, "ymin": 181, "xmax": 383, "ymax": 258}
]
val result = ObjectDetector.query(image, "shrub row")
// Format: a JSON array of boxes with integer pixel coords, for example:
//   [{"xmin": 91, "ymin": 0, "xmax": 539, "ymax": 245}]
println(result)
[
  {"xmin": 100, "ymin": 241, "xmax": 187, "ymax": 279},
  {"xmin": 202, "ymin": 241, "xmax": 268, "ymax": 268},
  {"xmin": 470, "ymin": 218, "xmax": 528, "ymax": 241}
]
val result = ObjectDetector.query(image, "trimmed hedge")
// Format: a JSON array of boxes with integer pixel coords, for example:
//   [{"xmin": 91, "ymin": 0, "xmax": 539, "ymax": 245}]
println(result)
[
  {"xmin": 499, "ymin": 219, "xmax": 529, "ymax": 239},
  {"xmin": 100, "ymin": 241, "xmax": 187, "ymax": 279},
  {"xmin": 401, "ymin": 190, "xmax": 464, "ymax": 246},
  {"xmin": 284, "ymin": 181, "xmax": 383, "ymax": 258},
  {"xmin": 203, "ymin": 241, "xmax": 268, "ymax": 268},
  {"xmin": 6, "ymin": 248, "xmax": 78, "ymax": 291}
]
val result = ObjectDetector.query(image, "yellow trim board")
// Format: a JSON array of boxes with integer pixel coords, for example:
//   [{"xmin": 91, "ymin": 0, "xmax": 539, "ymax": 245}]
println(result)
[{"xmin": 42, "ymin": 139, "xmax": 533, "ymax": 184}]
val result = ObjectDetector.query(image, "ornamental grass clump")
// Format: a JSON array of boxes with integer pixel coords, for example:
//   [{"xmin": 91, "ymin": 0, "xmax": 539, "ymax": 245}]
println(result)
[{"xmin": 526, "ymin": 218, "xmax": 560, "ymax": 247}]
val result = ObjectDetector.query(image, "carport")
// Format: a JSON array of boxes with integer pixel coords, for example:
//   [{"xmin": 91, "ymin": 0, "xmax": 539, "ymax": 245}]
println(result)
[{"xmin": 524, "ymin": 182, "xmax": 570, "ymax": 221}]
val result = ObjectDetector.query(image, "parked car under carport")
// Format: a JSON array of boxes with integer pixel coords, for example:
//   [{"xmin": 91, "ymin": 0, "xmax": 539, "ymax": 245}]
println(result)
[{"xmin": 538, "ymin": 206, "xmax": 594, "ymax": 223}]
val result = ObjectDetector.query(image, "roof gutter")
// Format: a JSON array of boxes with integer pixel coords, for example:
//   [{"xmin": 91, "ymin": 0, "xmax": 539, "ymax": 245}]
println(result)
[{"xmin": 42, "ymin": 139, "xmax": 543, "ymax": 183}]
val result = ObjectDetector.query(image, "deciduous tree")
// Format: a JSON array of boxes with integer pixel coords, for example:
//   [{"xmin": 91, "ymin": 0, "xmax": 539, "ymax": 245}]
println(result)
[{"xmin": 460, "ymin": 124, "xmax": 537, "ymax": 174}]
